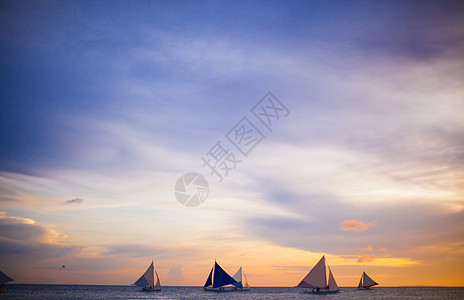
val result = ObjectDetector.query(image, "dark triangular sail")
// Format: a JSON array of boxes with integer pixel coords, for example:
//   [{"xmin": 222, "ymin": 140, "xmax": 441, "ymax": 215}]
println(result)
[
  {"xmin": 362, "ymin": 272, "xmax": 378, "ymax": 288},
  {"xmin": 204, "ymin": 268, "xmax": 213, "ymax": 287},
  {"xmin": 0, "ymin": 270, "xmax": 13, "ymax": 284},
  {"xmin": 212, "ymin": 261, "xmax": 237, "ymax": 288}
]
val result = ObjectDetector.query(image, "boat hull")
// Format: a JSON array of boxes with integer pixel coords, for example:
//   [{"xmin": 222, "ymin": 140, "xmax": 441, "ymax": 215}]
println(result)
[
  {"xmin": 141, "ymin": 288, "xmax": 161, "ymax": 292},
  {"xmin": 204, "ymin": 286, "xmax": 249, "ymax": 292},
  {"xmin": 301, "ymin": 288, "xmax": 340, "ymax": 294}
]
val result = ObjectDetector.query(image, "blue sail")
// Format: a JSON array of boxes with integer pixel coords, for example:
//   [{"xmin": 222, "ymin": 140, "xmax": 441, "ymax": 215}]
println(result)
[
  {"xmin": 204, "ymin": 268, "xmax": 213, "ymax": 287},
  {"xmin": 212, "ymin": 261, "xmax": 237, "ymax": 288}
]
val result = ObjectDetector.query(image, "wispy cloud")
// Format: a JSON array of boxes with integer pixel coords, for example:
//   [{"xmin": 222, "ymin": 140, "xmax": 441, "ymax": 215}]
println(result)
[
  {"xmin": 63, "ymin": 197, "xmax": 84, "ymax": 205},
  {"xmin": 102, "ymin": 244, "xmax": 164, "ymax": 258}
]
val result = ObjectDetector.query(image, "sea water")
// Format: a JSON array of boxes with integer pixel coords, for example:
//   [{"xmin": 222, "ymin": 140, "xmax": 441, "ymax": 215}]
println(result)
[{"xmin": 2, "ymin": 285, "xmax": 463, "ymax": 299}]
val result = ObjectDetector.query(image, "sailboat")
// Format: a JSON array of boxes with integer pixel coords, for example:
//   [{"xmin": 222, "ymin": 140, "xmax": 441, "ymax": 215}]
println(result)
[
  {"xmin": 297, "ymin": 255, "xmax": 340, "ymax": 294},
  {"xmin": 0, "ymin": 269, "xmax": 13, "ymax": 293},
  {"xmin": 133, "ymin": 261, "xmax": 161, "ymax": 292},
  {"xmin": 357, "ymin": 271, "xmax": 378, "ymax": 290},
  {"xmin": 232, "ymin": 267, "xmax": 250, "ymax": 291},
  {"xmin": 204, "ymin": 261, "xmax": 239, "ymax": 291}
]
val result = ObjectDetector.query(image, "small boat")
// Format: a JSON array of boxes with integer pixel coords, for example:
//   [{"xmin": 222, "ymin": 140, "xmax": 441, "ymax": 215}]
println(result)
[
  {"xmin": 297, "ymin": 255, "xmax": 340, "ymax": 294},
  {"xmin": 232, "ymin": 267, "xmax": 250, "ymax": 291},
  {"xmin": 204, "ymin": 260, "xmax": 241, "ymax": 291},
  {"xmin": 133, "ymin": 260, "xmax": 161, "ymax": 292},
  {"xmin": 0, "ymin": 269, "xmax": 13, "ymax": 293},
  {"xmin": 357, "ymin": 271, "xmax": 378, "ymax": 290}
]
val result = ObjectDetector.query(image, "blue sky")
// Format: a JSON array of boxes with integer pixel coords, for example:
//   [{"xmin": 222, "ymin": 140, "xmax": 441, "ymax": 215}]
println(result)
[{"xmin": 1, "ymin": 0, "xmax": 463, "ymax": 286}]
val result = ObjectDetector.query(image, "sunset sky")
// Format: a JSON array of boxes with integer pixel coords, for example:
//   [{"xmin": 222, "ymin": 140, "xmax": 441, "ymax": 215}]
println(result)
[{"xmin": 1, "ymin": 0, "xmax": 463, "ymax": 287}]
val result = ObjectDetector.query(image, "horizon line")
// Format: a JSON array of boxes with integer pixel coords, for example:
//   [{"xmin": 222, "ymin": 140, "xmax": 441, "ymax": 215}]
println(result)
[{"xmin": 6, "ymin": 284, "xmax": 464, "ymax": 288}]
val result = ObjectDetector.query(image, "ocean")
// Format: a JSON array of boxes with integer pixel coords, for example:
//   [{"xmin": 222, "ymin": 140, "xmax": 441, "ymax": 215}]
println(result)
[{"xmin": 2, "ymin": 285, "xmax": 463, "ymax": 299}]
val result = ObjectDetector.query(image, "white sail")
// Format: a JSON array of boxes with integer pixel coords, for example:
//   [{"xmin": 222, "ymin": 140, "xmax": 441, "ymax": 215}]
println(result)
[
  {"xmin": 134, "ymin": 261, "xmax": 155, "ymax": 287},
  {"xmin": 232, "ymin": 267, "xmax": 243, "ymax": 288},
  {"xmin": 327, "ymin": 266, "xmax": 339, "ymax": 290},
  {"xmin": 358, "ymin": 275, "xmax": 363, "ymax": 288},
  {"xmin": 243, "ymin": 271, "xmax": 250, "ymax": 288},
  {"xmin": 155, "ymin": 270, "xmax": 161, "ymax": 288},
  {"xmin": 362, "ymin": 272, "xmax": 378, "ymax": 288},
  {"xmin": 298, "ymin": 255, "xmax": 327, "ymax": 288}
]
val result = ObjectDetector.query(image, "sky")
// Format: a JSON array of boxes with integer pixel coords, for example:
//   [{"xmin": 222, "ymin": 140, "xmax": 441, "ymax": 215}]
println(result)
[{"xmin": 0, "ymin": 0, "xmax": 463, "ymax": 287}]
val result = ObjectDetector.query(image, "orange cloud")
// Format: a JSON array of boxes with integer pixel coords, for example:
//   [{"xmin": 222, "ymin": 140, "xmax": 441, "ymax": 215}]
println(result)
[
  {"xmin": 358, "ymin": 254, "xmax": 376, "ymax": 263},
  {"xmin": 340, "ymin": 219, "xmax": 376, "ymax": 232},
  {"xmin": 0, "ymin": 211, "xmax": 35, "ymax": 225}
]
